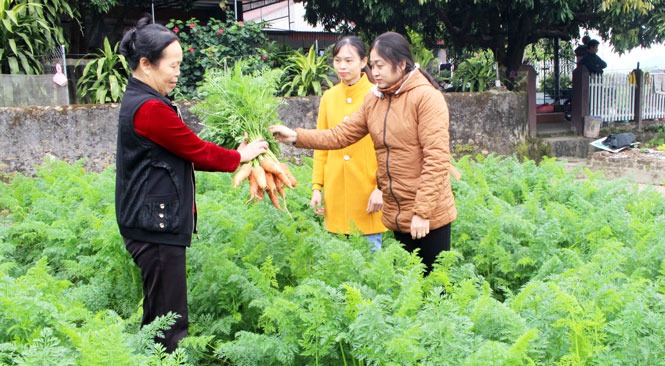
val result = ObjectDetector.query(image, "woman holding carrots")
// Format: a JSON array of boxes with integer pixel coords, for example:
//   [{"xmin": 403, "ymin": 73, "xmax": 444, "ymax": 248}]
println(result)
[
  {"xmin": 115, "ymin": 18, "xmax": 267, "ymax": 352},
  {"xmin": 311, "ymin": 36, "xmax": 386, "ymax": 250},
  {"xmin": 270, "ymin": 32, "xmax": 457, "ymax": 275}
]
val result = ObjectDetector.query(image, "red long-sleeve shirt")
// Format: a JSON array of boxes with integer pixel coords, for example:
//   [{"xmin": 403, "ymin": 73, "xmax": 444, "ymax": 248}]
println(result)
[{"xmin": 133, "ymin": 99, "xmax": 241, "ymax": 172}]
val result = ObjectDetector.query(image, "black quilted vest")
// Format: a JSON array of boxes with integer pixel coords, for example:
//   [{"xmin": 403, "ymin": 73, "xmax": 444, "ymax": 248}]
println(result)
[{"xmin": 115, "ymin": 77, "xmax": 195, "ymax": 246}]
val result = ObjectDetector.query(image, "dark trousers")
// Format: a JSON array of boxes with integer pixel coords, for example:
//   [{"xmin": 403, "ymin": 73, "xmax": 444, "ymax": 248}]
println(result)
[
  {"xmin": 393, "ymin": 223, "xmax": 451, "ymax": 275},
  {"xmin": 125, "ymin": 238, "xmax": 188, "ymax": 353}
]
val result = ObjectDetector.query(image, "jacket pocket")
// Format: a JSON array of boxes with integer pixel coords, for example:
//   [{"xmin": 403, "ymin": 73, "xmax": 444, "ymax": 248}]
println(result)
[{"xmin": 137, "ymin": 193, "xmax": 181, "ymax": 233}]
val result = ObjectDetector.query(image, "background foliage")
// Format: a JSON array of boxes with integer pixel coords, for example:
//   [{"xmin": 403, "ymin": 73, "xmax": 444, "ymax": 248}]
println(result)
[
  {"xmin": 0, "ymin": 0, "xmax": 77, "ymax": 74},
  {"xmin": 279, "ymin": 46, "xmax": 333, "ymax": 97},
  {"xmin": 76, "ymin": 37, "xmax": 130, "ymax": 104},
  {"xmin": 450, "ymin": 51, "xmax": 498, "ymax": 92},
  {"xmin": 165, "ymin": 9, "xmax": 273, "ymax": 100},
  {"xmin": 295, "ymin": 0, "xmax": 665, "ymax": 79}
]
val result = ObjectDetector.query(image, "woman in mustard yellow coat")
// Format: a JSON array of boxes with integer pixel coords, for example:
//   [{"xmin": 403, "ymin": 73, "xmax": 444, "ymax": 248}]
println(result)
[{"xmin": 311, "ymin": 36, "xmax": 387, "ymax": 250}]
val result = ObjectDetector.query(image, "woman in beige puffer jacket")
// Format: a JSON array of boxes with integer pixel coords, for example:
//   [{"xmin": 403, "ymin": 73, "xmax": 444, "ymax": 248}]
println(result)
[{"xmin": 271, "ymin": 32, "xmax": 457, "ymax": 274}]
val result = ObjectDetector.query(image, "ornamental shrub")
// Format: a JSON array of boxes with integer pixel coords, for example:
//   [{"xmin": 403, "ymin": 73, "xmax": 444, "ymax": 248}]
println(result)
[{"xmin": 166, "ymin": 9, "xmax": 274, "ymax": 100}]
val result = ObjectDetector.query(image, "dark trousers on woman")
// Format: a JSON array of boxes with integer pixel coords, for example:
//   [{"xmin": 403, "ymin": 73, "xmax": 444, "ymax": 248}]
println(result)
[
  {"xmin": 125, "ymin": 238, "xmax": 188, "ymax": 353},
  {"xmin": 393, "ymin": 223, "xmax": 451, "ymax": 275}
]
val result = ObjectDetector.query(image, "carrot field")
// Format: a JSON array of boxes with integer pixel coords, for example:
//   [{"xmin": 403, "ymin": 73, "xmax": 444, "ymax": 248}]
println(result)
[{"xmin": 1, "ymin": 155, "xmax": 664, "ymax": 365}]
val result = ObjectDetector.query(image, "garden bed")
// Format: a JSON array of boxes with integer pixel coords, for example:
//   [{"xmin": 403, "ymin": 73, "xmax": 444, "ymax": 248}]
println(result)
[{"xmin": 1, "ymin": 156, "xmax": 664, "ymax": 365}]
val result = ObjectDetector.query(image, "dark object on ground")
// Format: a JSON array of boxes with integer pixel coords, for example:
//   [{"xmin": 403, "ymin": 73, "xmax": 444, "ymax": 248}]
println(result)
[{"xmin": 602, "ymin": 133, "xmax": 635, "ymax": 149}]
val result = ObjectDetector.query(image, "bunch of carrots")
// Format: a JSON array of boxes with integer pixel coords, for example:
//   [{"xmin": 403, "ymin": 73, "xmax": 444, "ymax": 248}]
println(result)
[
  {"xmin": 192, "ymin": 62, "xmax": 296, "ymax": 212},
  {"xmin": 232, "ymin": 154, "xmax": 297, "ymax": 212}
]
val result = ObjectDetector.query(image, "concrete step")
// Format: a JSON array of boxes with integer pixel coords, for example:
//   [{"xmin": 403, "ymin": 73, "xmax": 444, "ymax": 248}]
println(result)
[
  {"xmin": 542, "ymin": 136, "xmax": 596, "ymax": 158},
  {"xmin": 536, "ymin": 121, "xmax": 575, "ymax": 137},
  {"xmin": 539, "ymin": 125, "xmax": 660, "ymax": 159}
]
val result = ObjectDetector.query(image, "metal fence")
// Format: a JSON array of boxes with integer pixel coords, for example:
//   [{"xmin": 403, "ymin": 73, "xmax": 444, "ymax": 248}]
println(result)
[
  {"xmin": 643, "ymin": 73, "xmax": 665, "ymax": 120},
  {"xmin": 0, "ymin": 45, "xmax": 69, "ymax": 107},
  {"xmin": 589, "ymin": 73, "xmax": 635, "ymax": 122},
  {"xmin": 0, "ymin": 74, "xmax": 70, "ymax": 107},
  {"xmin": 534, "ymin": 59, "xmax": 576, "ymax": 89}
]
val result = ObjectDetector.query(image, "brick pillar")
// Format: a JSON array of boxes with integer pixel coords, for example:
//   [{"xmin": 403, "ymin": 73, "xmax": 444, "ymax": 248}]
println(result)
[
  {"xmin": 571, "ymin": 65, "xmax": 590, "ymax": 136},
  {"xmin": 520, "ymin": 65, "xmax": 537, "ymax": 137}
]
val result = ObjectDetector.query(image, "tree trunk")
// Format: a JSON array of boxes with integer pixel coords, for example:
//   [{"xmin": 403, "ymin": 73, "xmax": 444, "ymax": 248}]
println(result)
[{"xmin": 494, "ymin": 42, "xmax": 528, "ymax": 89}]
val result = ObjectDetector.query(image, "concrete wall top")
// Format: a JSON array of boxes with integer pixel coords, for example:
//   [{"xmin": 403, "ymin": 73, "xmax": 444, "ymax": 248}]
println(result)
[{"xmin": 0, "ymin": 90, "xmax": 526, "ymax": 175}]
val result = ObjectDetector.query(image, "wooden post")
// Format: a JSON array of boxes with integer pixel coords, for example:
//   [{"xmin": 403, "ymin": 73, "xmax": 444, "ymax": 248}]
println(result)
[
  {"xmin": 571, "ymin": 65, "xmax": 590, "ymax": 135},
  {"xmin": 521, "ymin": 65, "xmax": 537, "ymax": 137},
  {"xmin": 633, "ymin": 68, "xmax": 644, "ymax": 131}
]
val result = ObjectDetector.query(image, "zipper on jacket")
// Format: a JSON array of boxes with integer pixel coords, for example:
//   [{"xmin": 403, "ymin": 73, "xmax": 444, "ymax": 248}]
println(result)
[
  {"xmin": 382, "ymin": 95, "xmax": 401, "ymax": 231},
  {"xmin": 179, "ymin": 99, "xmax": 199, "ymax": 241},
  {"xmin": 192, "ymin": 163, "xmax": 199, "ymax": 240}
]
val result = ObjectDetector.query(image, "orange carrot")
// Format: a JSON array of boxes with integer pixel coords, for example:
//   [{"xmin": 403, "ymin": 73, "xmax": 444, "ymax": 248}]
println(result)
[
  {"xmin": 255, "ymin": 187, "xmax": 264, "ymax": 202},
  {"xmin": 265, "ymin": 171, "xmax": 277, "ymax": 192},
  {"xmin": 275, "ymin": 179, "xmax": 286, "ymax": 200},
  {"xmin": 275, "ymin": 178, "xmax": 291, "ymax": 216},
  {"xmin": 260, "ymin": 157, "xmax": 284, "ymax": 175},
  {"xmin": 247, "ymin": 170, "xmax": 258, "ymax": 204},
  {"xmin": 262, "ymin": 158, "xmax": 292, "ymax": 188},
  {"xmin": 280, "ymin": 163, "xmax": 298, "ymax": 187},
  {"xmin": 264, "ymin": 172, "xmax": 282, "ymax": 210},
  {"xmin": 267, "ymin": 186, "xmax": 282, "ymax": 210},
  {"xmin": 276, "ymin": 171, "xmax": 293, "ymax": 189},
  {"xmin": 252, "ymin": 166, "xmax": 267, "ymax": 189},
  {"xmin": 233, "ymin": 163, "xmax": 252, "ymax": 188}
]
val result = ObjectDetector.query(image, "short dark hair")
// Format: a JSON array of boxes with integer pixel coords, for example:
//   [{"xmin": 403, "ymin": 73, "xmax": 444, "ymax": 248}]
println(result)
[
  {"xmin": 119, "ymin": 17, "xmax": 179, "ymax": 70},
  {"xmin": 587, "ymin": 39, "xmax": 600, "ymax": 47},
  {"xmin": 333, "ymin": 36, "xmax": 373, "ymax": 82},
  {"xmin": 582, "ymin": 35, "xmax": 591, "ymax": 45}
]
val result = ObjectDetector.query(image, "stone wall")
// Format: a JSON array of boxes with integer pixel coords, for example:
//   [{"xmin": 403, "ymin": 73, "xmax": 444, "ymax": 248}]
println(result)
[
  {"xmin": 446, "ymin": 90, "xmax": 527, "ymax": 155},
  {"xmin": 587, "ymin": 149, "xmax": 665, "ymax": 184},
  {"xmin": 0, "ymin": 91, "xmax": 527, "ymax": 175}
]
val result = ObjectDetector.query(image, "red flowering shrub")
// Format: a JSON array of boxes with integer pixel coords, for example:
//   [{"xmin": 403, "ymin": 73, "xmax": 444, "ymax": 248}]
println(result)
[{"xmin": 165, "ymin": 9, "xmax": 273, "ymax": 99}]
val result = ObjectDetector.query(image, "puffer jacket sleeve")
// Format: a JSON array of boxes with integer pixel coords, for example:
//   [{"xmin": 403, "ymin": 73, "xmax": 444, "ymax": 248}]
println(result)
[
  {"xmin": 311, "ymin": 93, "xmax": 329, "ymax": 191},
  {"xmin": 295, "ymin": 98, "xmax": 370, "ymax": 150},
  {"xmin": 413, "ymin": 88, "xmax": 451, "ymax": 219}
]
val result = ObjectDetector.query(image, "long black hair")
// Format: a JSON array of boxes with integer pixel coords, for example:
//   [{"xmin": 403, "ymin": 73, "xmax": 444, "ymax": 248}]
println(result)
[
  {"xmin": 370, "ymin": 32, "xmax": 439, "ymax": 90},
  {"xmin": 333, "ymin": 35, "xmax": 374, "ymax": 83},
  {"xmin": 119, "ymin": 17, "xmax": 179, "ymax": 70}
]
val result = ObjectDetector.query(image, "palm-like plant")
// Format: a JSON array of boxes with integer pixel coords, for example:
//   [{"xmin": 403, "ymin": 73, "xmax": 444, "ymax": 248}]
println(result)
[
  {"xmin": 1, "ymin": 1, "xmax": 50, "ymax": 74},
  {"xmin": 408, "ymin": 28, "xmax": 436, "ymax": 71},
  {"xmin": 452, "ymin": 59, "xmax": 496, "ymax": 92},
  {"xmin": 279, "ymin": 46, "xmax": 333, "ymax": 97},
  {"xmin": 76, "ymin": 38, "xmax": 130, "ymax": 104}
]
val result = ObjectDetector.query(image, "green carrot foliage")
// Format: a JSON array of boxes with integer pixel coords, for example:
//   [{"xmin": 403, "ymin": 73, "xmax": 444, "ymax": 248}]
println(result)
[{"xmin": 1, "ymin": 155, "xmax": 664, "ymax": 365}]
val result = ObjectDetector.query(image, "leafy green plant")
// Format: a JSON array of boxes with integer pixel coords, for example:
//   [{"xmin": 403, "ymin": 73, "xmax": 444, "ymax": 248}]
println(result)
[
  {"xmin": 76, "ymin": 37, "xmax": 130, "ymax": 104},
  {"xmin": 540, "ymin": 73, "xmax": 572, "ymax": 92},
  {"xmin": 166, "ymin": 10, "xmax": 273, "ymax": 100},
  {"xmin": 279, "ymin": 45, "xmax": 333, "ymax": 96},
  {"xmin": 524, "ymin": 38, "xmax": 575, "ymax": 64},
  {"xmin": 451, "ymin": 51, "xmax": 496, "ymax": 92},
  {"xmin": 407, "ymin": 28, "xmax": 436, "ymax": 72},
  {"xmin": 2, "ymin": 154, "xmax": 665, "ymax": 365},
  {"xmin": 0, "ymin": 0, "xmax": 76, "ymax": 74},
  {"xmin": 192, "ymin": 61, "xmax": 283, "ymax": 156}
]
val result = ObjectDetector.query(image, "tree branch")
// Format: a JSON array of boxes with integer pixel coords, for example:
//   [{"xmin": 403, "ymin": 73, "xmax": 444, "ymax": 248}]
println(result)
[{"xmin": 435, "ymin": 7, "xmax": 500, "ymax": 48}]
